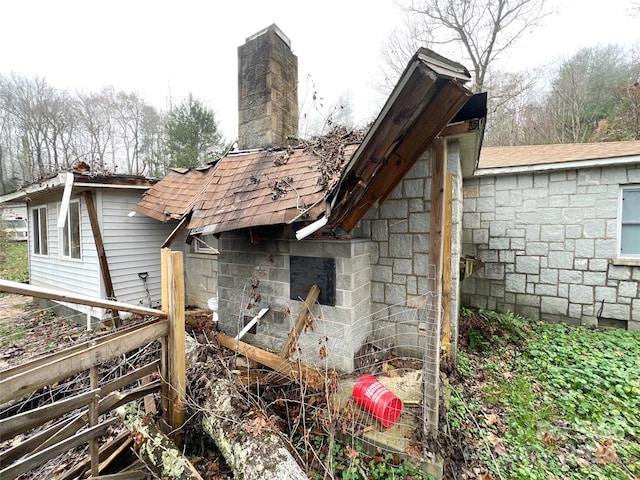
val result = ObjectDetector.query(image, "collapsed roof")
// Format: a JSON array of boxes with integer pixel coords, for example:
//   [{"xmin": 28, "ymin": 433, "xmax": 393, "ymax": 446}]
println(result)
[{"xmin": 134, "ymin": 48, "xmax": 486, "ymax": 236}]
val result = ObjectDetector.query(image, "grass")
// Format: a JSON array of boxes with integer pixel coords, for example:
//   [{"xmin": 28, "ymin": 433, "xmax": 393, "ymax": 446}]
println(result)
[
  {"xmin": 0, "ymin": 237, "xmax": 28, "ymax": 282},
  {"xmin": 450, "ymin": 309, "xmax": 640, "ymax": 480}
]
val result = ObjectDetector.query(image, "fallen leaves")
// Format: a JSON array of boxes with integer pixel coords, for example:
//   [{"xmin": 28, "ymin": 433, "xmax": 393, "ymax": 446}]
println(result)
[{"xmin": 593, "ymin": 441, "xmax": 619, "ymax": 465}]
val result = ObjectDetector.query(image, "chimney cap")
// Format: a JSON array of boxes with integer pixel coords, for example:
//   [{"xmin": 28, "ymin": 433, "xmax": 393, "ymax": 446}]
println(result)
[{"xmin": 245, "ymin": 23, "xmax": 291, "ymax": 48}]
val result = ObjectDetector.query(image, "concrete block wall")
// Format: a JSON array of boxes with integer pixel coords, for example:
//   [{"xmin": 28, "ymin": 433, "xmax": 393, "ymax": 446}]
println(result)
[
  {"xmin": 184, "ymin": 243, "xmax": 219, "ymax": 308},
  {"xmin": 461, "ymin": 164, "xmax": 640, "ymax": 330},
  {"xmin": 216, "ymin": 228, "xmax": 371, "ymax": 373}
]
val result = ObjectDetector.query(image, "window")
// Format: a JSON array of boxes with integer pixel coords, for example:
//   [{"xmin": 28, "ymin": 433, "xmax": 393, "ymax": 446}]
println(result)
[
  {"xmin": 620, "ymin": 186, "xmax": 640, "ymax": 257},
  {"xmin": 193, "ymin": 234, "xmax": 219, "ymax": 254},
  {"xmin": 32, "ymin": 206, "xmax": 48, "ymax": 255},
  {"xmin": 60, "ymin": 200, "xmax": 81, "ymax": 259}
]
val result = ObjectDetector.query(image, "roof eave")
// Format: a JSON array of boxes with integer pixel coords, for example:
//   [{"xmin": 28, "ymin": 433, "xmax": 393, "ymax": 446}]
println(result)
[
  {"xmin": 329, "ymin": 48, "xmax": 474, "ymax": 231},
  {"xmin": 475, "ymin": 154, "xmax": 640, "ymax": 176}
]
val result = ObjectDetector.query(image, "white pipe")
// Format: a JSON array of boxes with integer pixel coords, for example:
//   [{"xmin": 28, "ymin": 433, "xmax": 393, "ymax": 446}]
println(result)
[
  {"xmin": 295, "ymin": 216, "xmax": 328, "ymax": 241},
  {"xmin": 235, "ymin": 308, "xmax": 269, "ymax": 340}
]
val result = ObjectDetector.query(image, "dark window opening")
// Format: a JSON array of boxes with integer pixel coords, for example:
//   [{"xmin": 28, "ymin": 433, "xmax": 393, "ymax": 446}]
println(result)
[{"xmin": 290, "ymin": 256, "xmax": 336, "ymax": 306}]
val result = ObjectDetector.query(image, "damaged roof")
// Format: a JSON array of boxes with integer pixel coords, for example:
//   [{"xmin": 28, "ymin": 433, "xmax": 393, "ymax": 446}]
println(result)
[
  {"xmin": 0, "ymin": 171, "xmax": 156, "ymax": 203},
  {"xmin": 135, "ymin": 48, "xmax": 483, "ymax": 236},
  {"xmin": 134, "ymin": 166, "xmax": 214, "ymax": 222}
]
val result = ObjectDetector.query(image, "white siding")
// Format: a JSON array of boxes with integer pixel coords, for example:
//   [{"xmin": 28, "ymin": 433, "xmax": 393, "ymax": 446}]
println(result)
[
  {"xmin": 99, "ymin": 190, "xmax": 178, "ymax": 308},
  {"xmin": 30, "ymin": 195, "xmax": 101, "ymax": 297}
]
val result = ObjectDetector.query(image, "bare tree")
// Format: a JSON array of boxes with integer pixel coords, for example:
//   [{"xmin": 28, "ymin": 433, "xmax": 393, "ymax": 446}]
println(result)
[{"xmin": 380, "ymin": 0, "xmax": 552, "ymax": 93}]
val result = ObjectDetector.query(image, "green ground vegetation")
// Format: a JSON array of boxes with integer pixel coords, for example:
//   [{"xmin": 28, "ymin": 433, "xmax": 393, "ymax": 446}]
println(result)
[
  {"xmin": 450, "ymin": 309, "xmax": 640, "ymax": 480},
  {"xmin": 0, "ymin": 234, "xmax": 28, "ymax": 282}
]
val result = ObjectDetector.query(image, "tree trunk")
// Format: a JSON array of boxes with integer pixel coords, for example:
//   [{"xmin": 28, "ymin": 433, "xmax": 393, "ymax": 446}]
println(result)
[{"xmin": 197, "ymin": 375, "xmax": 307, "ymax": 480}]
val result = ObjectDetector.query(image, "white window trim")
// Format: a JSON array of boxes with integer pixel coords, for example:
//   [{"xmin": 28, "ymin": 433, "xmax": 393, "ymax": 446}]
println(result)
[
  {"xmin": 59, "ymin": 199, "xmax": 82, "ymax": 260},
  {"xmin": 618, "ymin": 184, "xmax": 640, "ymax": 259},
  {"xmin": 192, "ymin": 234, "xmax": 219, "ymax": 255},
  {"xmin": 32, "ymin": 205, "xmax": 48, "ymax": 256}
]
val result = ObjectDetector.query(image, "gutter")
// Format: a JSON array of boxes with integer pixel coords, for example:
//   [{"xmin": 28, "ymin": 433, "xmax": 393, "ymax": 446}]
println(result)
[{"xmin": 475, "ymin": 155, "xmax": 640, "ymax": 177}]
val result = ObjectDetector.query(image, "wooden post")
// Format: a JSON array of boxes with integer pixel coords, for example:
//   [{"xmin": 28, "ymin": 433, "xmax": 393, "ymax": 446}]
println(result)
[
  {"xmin": 425, "ymin": 137, "xmax": 446, "ymax": 438},
  {"xmin": 279, "ymin": 285, "xmax": 320, "ymax": 359},
  {"xmin": 162, "ymin": 248, "xmax": 186, "ymax": 442},
  {"xmin": 89, "ymin": 366, "xmax": 99, "ymax": 477},
  {"xmin": 441, "ymin": 174, "xmax": 453, "ymax": 358},
  {"xmin": 83, "ymin": 191, "xmax": 120, "ymax": 327}
]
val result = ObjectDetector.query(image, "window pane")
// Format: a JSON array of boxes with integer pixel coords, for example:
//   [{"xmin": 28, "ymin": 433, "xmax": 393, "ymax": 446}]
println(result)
[
  {"xmin": 622, "ymin": 189, "xmax": 640, "ymax": 223},
  {"xmin": 33, "ymin": 209, "xmax": 41, "ymax": 254},
  {"xmin": 70, "ymin": 202, "xmax": 81, "ymax": 259},
  {"xmin": 621, "ymin": 224, "xmax": 640, "ymax": 255},
  {"xmin": 41, "ymin": 208, "xmax": 48, "ymax": 255}
]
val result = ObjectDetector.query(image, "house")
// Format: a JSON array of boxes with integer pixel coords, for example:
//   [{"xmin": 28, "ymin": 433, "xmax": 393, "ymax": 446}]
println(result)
[
  {"xmin": 135, "ymin": 24, "xmax": 487, "ymax": 373},
  {"xmin": 0, "ymin": 171, "xmax": 179, "ymax": 323},
  {"xmin": 461, "ymin": 141, "xmax": 640, "ymax": 331}
]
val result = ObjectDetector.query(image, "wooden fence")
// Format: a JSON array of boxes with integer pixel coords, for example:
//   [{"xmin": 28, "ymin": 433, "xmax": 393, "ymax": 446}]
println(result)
[{"xmin": 0, "ymin": 248, "xmax": 186, "ymax": 479}]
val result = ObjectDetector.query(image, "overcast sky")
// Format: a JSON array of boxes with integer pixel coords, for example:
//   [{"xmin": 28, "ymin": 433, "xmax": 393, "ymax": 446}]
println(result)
[{"xmin": 1, "ymin": 0, "xmax": 638, "ymax": 140}]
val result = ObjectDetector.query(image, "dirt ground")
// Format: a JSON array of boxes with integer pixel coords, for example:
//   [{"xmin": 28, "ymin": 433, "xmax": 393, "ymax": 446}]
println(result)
[{"xmin": 0, "ymin": 293, "xmax": 90, "ymax": 370}]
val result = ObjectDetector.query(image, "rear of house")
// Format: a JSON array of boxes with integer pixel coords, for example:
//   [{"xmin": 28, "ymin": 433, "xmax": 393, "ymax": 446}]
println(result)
[
  {"xmin": 461, "ymin": 141, "xmax": 640, "ymax": 330},
  {"xmin": 1, "ymin": 172, "xmax": 178, "ymax": 323}
]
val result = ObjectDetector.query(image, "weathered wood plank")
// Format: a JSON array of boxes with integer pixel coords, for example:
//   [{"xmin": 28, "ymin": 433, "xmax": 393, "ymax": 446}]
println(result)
[
  {"xmin": 0, "ymin": 322, "xmax": 160, "ymax": 381},
  {"xmin": 0, "ymin": 382, "xmax": 159, "ymax": 466},
  {"xmin": 442, "ymin": 174, "xmax": 453, "ymax": 357},
  {"xmin": 0, "ymin": 389, "xmax": 98, "ymax": 440},
  {"xmin": 425, "ymin": 136, "xmax": 446, "ymax": 437},
  {"xmin": 0, "ymin": 279, "xmax": 166, "ymax": 318},
  {"xmin": 0, "ymin": 416, "xmax": 118, "ymax": 479},
  {"xmin": 217, "ymin": 332, "xmax": 325, "ymax": 389},
  {"xmin": 0, "ymin": 321, "xmax": 168, "ymax": 404},
  {"xmin": 279, "ymin": 284, "xmax": 320, "ymax": 359},
  {"xmin": 83, "ymin": 191, "xmax": 118, "ymax": 326},
  {"xmin": 167, "ymin": 249, "xmax": 186, "ymax": 437}
]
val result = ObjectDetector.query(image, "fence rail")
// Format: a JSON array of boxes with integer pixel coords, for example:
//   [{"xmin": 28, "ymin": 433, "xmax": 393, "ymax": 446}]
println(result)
[{"xmin": 0, "ymin": 248, "xmax": 185, "ymax": 479}]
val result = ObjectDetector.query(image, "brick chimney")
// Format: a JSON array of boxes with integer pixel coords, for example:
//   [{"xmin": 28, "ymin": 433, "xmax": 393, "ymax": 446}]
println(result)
[{"xmin": 237, "ymin": 24, "xmax": 298, "ymax": 150}]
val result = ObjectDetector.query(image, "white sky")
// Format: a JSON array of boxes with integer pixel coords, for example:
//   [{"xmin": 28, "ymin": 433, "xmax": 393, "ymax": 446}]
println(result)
[{"xmin": 1, "ymin": 0, "xmax": 638, "ymax": 140}]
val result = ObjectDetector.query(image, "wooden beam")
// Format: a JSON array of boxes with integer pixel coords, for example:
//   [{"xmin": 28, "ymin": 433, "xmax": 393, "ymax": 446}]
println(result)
[
  {"xmin": 162, "ymin": 212, "xmax": 191, "ymax": 249},
  {"xmin": 0, "ymin": 279, "xmax": 166, "ymax": 318},
  {"xmin": 0, "ymin": 417, "xmax": 118, "ymax": 480},
  {"xmin": 441, "ymin": 174, "xmax": 453, "ymax": 358},
  {"xmin": 0, "ymin": 389, "xmax": 98, "ymax": 440},
  {"xmin": 164, "ymin": 248, "xmax": 186, "ymax": 439},
  {"xmin": 279, "ymin": 285, "xmax": 320, "ymax": 358},
  {"xmin": 0, "ymin": 336, "xmax": 159, "ymax": 397},
  {"xmin": 83, "ymin": 191, "xmax": 118, "ymax": 317},
  {"xmin": 0, "ymin": 320, "xmax": 168, "ymax": 404},
  {"xmin": 217, "ymin": 332, "xmax": 325, "ymax": 389},
  {"xmin": 425, "ymin": 136, "xmax": 447, "ymax": 437}
]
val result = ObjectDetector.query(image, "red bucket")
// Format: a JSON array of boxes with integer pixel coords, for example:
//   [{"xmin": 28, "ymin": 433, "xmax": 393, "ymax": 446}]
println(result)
[{"xmin": 352, "ymin": 374, "xmax": 403, "ymax": 427}]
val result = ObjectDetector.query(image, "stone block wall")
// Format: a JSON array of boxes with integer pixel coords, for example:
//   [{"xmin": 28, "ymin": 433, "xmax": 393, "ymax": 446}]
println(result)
[
  {"xmin": 352, "ymin": 142, "xmax": 464, "ymax": 355},
  {"xmin": 461, "ymin": 164, "xmax": 640, "ymax": 330}
]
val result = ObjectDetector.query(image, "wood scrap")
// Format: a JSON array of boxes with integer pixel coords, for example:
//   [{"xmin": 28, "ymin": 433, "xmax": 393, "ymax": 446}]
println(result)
[
  {"xmin": 217, "ymin": 332, "xmax": 325, "ymax": 391},
  {"xmin": 279, "ymin": 284, "xmax": 320, "ymax": 359}
]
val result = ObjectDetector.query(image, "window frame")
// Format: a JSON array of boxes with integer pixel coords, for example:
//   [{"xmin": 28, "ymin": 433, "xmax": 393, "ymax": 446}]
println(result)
[
  {"xmin": 59, "ymin": 199, "xmax": 82, "ymax": 260},
  {"xmin": 32, "ymin": 205, "xmax": 49, "ymax": 256},
  {"xmin": 192, "ymin": 234, "xmax": 219, "ymax": 255},
  {"xmin": 618, "ymin": 185, "xmax": 640, "ymax": 258}
]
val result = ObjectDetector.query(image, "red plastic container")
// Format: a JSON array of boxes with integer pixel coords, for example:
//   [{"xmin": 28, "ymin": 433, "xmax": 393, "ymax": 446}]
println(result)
[{"xmin": 352, "ymin": 374, "xmax": 403, "ymax": 427}]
